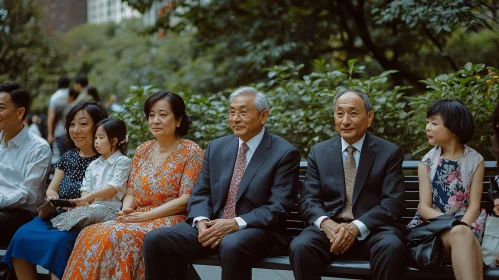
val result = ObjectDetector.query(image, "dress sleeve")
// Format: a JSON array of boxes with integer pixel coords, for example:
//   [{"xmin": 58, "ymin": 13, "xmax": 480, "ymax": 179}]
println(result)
[
  {"xmin": 179, "ymin": 145, "xmax": 204, "ymax": 196},
  {"xmin": 420, "ymin": 147, "xmax": 436, "ymax": 167},
  {"xmin": 54, "ymin": 150, "xmax": 69, "ymax": 172}
]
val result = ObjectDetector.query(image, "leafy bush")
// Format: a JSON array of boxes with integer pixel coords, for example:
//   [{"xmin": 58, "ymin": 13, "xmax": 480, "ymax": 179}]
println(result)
[
  {"xmin": 111, "ymin": 86, "xmax": 154, "ymax": 151},
  {"xmin": 116, "ymin": 61, "xmax": 499, "ymax": 160},
  {"xmin": 408, "ymin": 63, "xmax": 499, "ymax": 158}
]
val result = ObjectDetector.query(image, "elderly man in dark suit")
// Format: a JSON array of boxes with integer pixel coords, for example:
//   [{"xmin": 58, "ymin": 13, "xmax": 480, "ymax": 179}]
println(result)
[
  {"xmin": 143, "ymin": 87, "xmax": 301, "ymax": 280},
  {"xmin": 289, "ymin": 89, "xmax": 406, "ymax": 280}
]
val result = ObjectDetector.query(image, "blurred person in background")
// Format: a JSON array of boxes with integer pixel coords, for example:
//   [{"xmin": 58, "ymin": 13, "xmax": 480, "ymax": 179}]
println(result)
[
  {"xmin": 48, "ymin": 77, "xmax": 70, "ymax": 155},
  {"xmin": 73, "ymin": 74, "xmax": 93, "ymax": 103}
]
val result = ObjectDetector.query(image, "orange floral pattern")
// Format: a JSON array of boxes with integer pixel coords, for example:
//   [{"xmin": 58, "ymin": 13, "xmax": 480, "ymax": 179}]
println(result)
[{"xmin": 63, "ymin": 139, "xmax": 203, "ymax": 280}]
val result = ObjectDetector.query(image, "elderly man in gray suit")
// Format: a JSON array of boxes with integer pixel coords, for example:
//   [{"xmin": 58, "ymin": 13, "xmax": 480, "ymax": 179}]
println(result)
[
  {"xmin": 143, "ymin": 87, "xmax": 301, "ymax": 280},
  {"xmin": 289, "ymin": 89, "xmax": 406, "ymax": 280}
]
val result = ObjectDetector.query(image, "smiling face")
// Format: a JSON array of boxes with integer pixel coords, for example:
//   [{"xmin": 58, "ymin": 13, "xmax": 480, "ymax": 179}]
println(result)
[
  {"xmin": 69, "ymin": 109, "xmax": 95, "ymax": 151},
  {"xmin": 0, "ymin": 92, "xmax": 24, "ymax": 132},
  {"xmin": 147, "ymin": 98, "xmax": 181, "ymax": 141},
  {"xmin": 334, "ymin": 91, "xmax": 374, "ymax": 145},
  {"xmin": 94, "ymin": 125, "xmax": 116, "ymax": 158},
  {"xmin": 229, "ymin": 94, "xmax": 268, "ymax": 143},
  {"xmin": 426, "ymin": 114, "xmax": 454, "ymax": 146}
]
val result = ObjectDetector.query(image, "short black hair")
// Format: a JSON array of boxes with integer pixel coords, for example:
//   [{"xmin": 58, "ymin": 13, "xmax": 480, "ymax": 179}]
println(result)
[
  {"xmin": 57, "ymin": 77, "xmax": 70, "ymax": 89},
  {"xmin": 143, "ymin": 90, "xmax": 191, "ymax": 137},
  {"xmin": 86, "ymin": 86, "xmax": 100, "ymax": 102},
  {"xmin": 96, "ymin": 118, "xmax": 128, "ymax": 155},
  {"xmin": 427, "ymin": 99, "xmax": 474, "ymax": 144},
  {"xmin": 64, "ymin": 101, "xmax": 108, "ymax": 150},
  {"xmin": 75, "ymin": 74, "xmax": 88, "ymax": 88},
  {"xmin": 0, "ymin": 82, "xmax": 20, "ymax": 93},
  {"xmin": 68, "ymin": 88, "xmax": 79, "ymax": 100},
  {"xmin": 5, "ymin": 89, "xmax": 30, "ymax": 120}
]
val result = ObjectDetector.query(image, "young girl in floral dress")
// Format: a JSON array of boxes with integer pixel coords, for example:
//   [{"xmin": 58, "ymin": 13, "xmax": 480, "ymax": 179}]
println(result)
[{"xmin": 407, "ymin": 99, "xmax": 486, "ymax": 280}]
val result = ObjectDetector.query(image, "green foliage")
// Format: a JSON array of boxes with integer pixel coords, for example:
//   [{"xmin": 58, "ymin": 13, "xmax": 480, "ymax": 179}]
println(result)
[
  {"xmin": 116, "ymin": 61, "xmax": 499, "ymax": 160},
  {"xmin": 130, "ymin": 0, "xmax": 498, "ymax": 91},
  {"xmin": 373, "ymin": 0, "xmax": 489, "ymax": 33},
  {"xmin": 409, "ymin": 63, "xmax": 499, "ymax": 158},
  {"xmin": 259, "ymin": 59, "xmax": 412, "ymax": 156},
  {"xmin": 111, "ymin": 86, "xmax": 154, "ymax": 151},
  {"xmin": 182, "ymin": 91, "xmax": 232, "ymax": 149},
  {"xmin": 62, "ymin": 20, "xmax": 216, "ymax": 101},
  {"xmin": 0, "ymin": 0, "xmax": 67, "ymax": 112}
]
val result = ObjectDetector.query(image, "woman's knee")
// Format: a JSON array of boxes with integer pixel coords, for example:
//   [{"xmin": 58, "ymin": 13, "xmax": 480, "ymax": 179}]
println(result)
[
  {"xmin": 443, "ymin": 225, "xmax": 475, "ymax": 245},
  {"xmin": 449, "ymin": 225, "xmax": 474, "ymax": 237}
]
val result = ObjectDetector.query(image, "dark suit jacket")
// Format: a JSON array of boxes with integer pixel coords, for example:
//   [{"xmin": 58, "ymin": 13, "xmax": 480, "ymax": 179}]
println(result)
[
  {"xmin": 299, "ymin": 133, "xmax": 405, "ymax": 233},
  {"xmin": 187, "ymin": 130, "xmax": 301, "ymax": 237}
]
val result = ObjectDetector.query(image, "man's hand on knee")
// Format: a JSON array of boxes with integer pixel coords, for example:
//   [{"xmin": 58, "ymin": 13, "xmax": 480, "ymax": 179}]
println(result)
[
  {"xmin": 330, "ymin": 223, "xmax": 359, "ymax": 255},
  {"xmin": 320, "ymin": 218, "xmax": 341, "ymax": 243},
  {"xmin": 196, "ymin": 220, "xmax": 209, "ymax": 235},
  {"xmin": 198, "ymin": 219, "xmax": 239, "ymax": 248}
]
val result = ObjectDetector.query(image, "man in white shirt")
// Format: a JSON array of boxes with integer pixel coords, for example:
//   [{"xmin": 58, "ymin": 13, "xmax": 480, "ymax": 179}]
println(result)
[
  {"xmin": 0, "ymin": 85, "xmax": 52, "ymax": 247},
  {"xmin": 47, "ymin": 77, "xmax": 70, "ymax": 155}
]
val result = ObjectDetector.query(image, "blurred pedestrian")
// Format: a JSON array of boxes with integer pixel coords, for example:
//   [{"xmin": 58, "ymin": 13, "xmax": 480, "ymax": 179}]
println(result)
[{"xmin": 48, "ymin": 77, "xmax": 70, "ymax": 154}]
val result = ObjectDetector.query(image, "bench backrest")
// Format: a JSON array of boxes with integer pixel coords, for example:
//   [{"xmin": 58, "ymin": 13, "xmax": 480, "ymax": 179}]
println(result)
[{"xmin": 286, "ymin": 162, "xmax": 497, "ymax": 238}]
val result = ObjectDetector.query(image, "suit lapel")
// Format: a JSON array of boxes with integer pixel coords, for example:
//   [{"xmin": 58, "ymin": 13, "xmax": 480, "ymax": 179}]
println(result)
[
  {"xmin": 219, "ymin": 137, "xmax": 238, "ymax": 212},
  {"xmin": 352, "ymin": 133, "xmax": 376, "ymax": 206},
  {"xmin": 326, "ymin": 137, "xmax": 346, "ymax": 203},
  {"xmin": 235, "ymin": 131, "xmax": 271, "ymax": 202}
]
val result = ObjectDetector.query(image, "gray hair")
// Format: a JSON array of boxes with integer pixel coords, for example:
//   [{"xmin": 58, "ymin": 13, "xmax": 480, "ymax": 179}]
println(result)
[
  {"xmin": 229, "ymin": 87, "xmax": 270, "ymax": 113},
  {"xmin": 333, "ymin": 88, "xmax": 373, "ymax": 113}
]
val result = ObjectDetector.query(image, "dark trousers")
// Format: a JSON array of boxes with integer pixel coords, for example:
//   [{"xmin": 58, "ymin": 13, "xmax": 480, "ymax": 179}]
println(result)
[
  {"xmin": 0, "ymin": 208, "xmax": 33, "ymax": 248},
  {"xmin": 289, "ymin": 225, "xmax": 406, "ymax": 280},
  {"xmin": 143, "ymin": 221, "xmax": 279, "ymax": 280}
]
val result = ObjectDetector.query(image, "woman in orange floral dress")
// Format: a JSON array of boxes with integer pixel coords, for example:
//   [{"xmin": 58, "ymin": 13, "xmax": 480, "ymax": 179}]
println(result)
[{"xmin": 63, "ymin": 91, "xmax": 204, "ymax": 280}]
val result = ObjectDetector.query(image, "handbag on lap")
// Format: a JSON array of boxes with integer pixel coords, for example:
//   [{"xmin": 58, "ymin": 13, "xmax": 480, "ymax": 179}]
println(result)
[{"xmin": 406, "ymin": 214, "xmax": 467, "ymax": 270}]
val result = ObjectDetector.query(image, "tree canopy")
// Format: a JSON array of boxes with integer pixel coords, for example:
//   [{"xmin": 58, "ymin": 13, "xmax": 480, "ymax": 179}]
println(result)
[
  {"xmin": 0, "ymin": 0, "xmax": 67, "ymax": 110},
  {"xmin": 124, "ymin": 0, "xmax": 499, "ymax": 91}
]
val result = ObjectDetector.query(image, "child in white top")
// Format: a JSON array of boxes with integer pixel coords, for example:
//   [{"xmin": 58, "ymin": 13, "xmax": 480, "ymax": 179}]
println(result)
[{"xmin": 51, "ymin": 118, "xmax": 132, "ymax": 231}]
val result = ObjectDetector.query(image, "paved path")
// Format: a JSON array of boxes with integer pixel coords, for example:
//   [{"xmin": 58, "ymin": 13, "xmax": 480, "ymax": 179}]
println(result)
[{"xmin": 192, "ymin": 265, "xmax": 354, "ymax": 280}]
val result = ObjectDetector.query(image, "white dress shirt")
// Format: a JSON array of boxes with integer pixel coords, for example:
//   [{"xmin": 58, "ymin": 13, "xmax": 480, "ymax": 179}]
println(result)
[
  {"xmin": 194, "ymin": 128, "xmax": 266, "ymax": 230},
  {"xmin": 81, "ymin": 150, "xmax": 132, "ymax": 212},
  {"xmin": 0, "ymin": 127, "xmax": 52, "ymax": 214},
  {"xmin": 314, "ymin": 135, "xmax": 371, "ymax": 240}
]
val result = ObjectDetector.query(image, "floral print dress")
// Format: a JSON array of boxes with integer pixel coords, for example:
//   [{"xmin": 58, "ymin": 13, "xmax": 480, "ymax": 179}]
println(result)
[
  {"xmin": 62, "ymin": 139, "xmax": 204, "ymax": 280},
  {"xmin": 407, "ymin": 145, "xmax": 487, "ymax": 243}
]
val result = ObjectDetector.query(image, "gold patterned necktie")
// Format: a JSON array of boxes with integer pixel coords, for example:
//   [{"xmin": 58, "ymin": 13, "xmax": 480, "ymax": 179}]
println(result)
[
  {"xmin": 340, "ymin": 145, "xmax": 356, "ymax": 220},
  {"xmin": 222, "ymin": 143, "xmax": 249, "ymax": 219}
]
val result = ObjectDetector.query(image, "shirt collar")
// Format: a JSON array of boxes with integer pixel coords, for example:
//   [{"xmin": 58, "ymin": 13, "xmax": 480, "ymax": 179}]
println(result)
[
  {"xmin": 341, "ymin": 134, "xmax": 365, "ymax": 153},
  {"xmin": 238, "ymin": 127, "xmax": 265, "ymax": 153},
  {"xmin": 0, "ymin": 126, "xmax": 28, "ymax": 148},
  {"xmin": 98, "ymin": 150, "xmax": 123, "ymax": 165}
]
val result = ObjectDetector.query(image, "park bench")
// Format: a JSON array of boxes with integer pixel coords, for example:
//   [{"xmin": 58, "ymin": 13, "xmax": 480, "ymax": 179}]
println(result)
[
  {"xmin": 1, "ymin": 161, "xmax": 499, "ymax": 279},
  {"xmin": 187, "ymin": 161, "xmax": 499, "ymax": 280}
]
